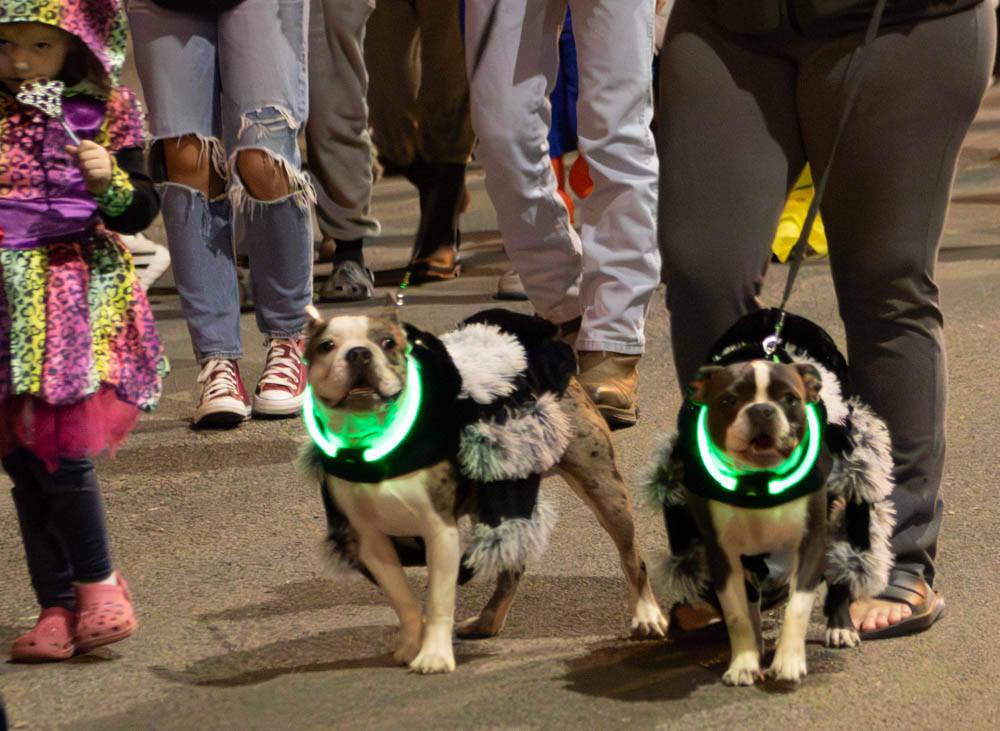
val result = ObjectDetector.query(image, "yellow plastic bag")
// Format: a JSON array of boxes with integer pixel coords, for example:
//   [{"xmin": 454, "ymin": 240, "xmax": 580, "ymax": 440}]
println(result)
[{"xmin": 771, "ymin": 165, "xmax": 828, "ymax": 262}]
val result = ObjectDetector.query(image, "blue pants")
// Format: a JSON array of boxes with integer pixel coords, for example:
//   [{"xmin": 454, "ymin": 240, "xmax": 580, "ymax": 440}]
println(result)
[{"xmin": 129, "ymin": 0, "xmax": 314, "ymax": 362}]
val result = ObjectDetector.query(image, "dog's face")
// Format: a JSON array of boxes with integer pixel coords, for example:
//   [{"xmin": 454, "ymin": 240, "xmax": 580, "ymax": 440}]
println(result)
[
  {"xmin": 689, "ymin": 360, "xmax": 821, "ymax": 471},
  {"xmin": 304, "ymin": 308, "xmax": 410, "ymax": 429}
]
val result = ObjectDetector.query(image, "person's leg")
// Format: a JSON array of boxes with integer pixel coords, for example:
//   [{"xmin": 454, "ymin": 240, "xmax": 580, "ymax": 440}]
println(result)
[
  {"xmin": 129, "ymin": 2, "xmax": 249, "ymax": 427},
  {"xmin": 568, "ymin": 0, "xmax": 658, "ymax": 354},
  {"xmin": 365, "ymin": 0, "xmax": 421, "ymax": 171},
  {"xmin": 129, "ymin": 2, "xmax": 241, "ymax": 364},
  {"xmin": 32, "ymin": 455, "xmax": 139, "ymax": 653},
  {"xmin": 5, "ymin": 449, "xmax": 86, "ymax": 661},
  {"xmin": 466, "ymin": 0, "xmax": 582, "ymax": 326},
  {"xmin": 657, "ymin": 0, "xmax": 804, "ymax": 388},
  {"xmin": 4, "ymin": 448, "xmax": 75, "ymax": 610},
  {"xmin": 307, "ymin": 0, "xmax": 378, "ymax": 302},
  {"xmin": 305, "ymin": 0, "xmax": 380, "ymax": 256},
  {"xmin": 798, "ymin": 2, "xmax": 995, "ymax": 632},
  {"xmin": 405, "ymin": 0, "xmax": 475, "ymax": 272},
  {"xmin": 219, "ymin": 0, "xmax": 313, "ymax": 417},
  {"xmin": 566, "ymin": 0, "xmax": 659, "ymax": 426},
  {"xmin": 37, "ymin": 457, "xmax": 113, "ymax": 585}
]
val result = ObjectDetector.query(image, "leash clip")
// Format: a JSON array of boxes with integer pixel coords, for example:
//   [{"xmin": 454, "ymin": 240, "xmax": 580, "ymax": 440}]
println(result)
[
  {"xmin": 762, "ymin": 334, "xmax": 779, "ymax": 358},
  {"xmin": 763, "ymin": 311, "xmax": 787, "ymax": 361}
]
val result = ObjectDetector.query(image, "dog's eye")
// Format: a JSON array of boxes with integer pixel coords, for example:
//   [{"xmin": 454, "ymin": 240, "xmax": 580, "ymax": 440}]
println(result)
[
  {"xmin": 720, "ymin": 395, "xmax": 737, "ymax": 407},
  {"xmin": 380, "ymin": 337, "xmax": 396, "ymax": 351},
  {"xmin": 783, "ymin": 393, "xmax": 801, "ymax": 407},
  {"xmin": 317, "ymin": 340, "xmax": 334, "ymax": 354}
]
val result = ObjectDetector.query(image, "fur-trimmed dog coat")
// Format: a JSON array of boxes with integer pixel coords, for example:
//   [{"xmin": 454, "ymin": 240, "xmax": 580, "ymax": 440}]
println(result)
[
  {"xmin": 645, "ymin": 309, "xmax": 897, "ymax": 605},
  {"xmin": 302, "ymin": 309, "xmax": 576, "ymax": 583}
]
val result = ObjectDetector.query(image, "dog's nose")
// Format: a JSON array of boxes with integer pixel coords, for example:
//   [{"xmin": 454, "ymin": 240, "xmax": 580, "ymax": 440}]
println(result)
[
  {"xmin": 346, "ymin": 346, "xmax": 372, "ymax": 364},
  {"xmin": 746, "ymin": 403, "xmax": 777, "ymax": 423}
]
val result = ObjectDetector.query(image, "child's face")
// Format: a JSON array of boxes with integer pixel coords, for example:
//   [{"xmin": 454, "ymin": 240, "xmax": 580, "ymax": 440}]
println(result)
[{"xmin": 0, "ymin": 22, "xmax": 72, "ymax": 92}]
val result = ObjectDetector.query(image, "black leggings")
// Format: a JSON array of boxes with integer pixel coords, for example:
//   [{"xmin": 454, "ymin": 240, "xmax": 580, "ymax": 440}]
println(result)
[
  {"xmin": 4, "ymin": 447, "xmax": 112, "ymax": 610},
  {"xmin": 657, "ymin": 0, "xmax": 996, "ymax": 586}
]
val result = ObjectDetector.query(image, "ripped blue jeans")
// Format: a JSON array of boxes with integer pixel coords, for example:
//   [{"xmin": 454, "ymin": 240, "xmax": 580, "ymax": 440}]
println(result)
[{"xmin": 128, "ymin": 0, "xmax": 313, "ymax": 362}]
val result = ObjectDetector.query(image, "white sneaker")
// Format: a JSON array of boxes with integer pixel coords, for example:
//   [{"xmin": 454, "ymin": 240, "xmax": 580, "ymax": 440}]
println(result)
[
  {"xmin": 252, "ymin": 337, "xmax": 307, "ymax": 417},
  {"xmin": 496, "ymin": 269, "xmax": 528, "ymax": 300},
  {"xmin": 193, "ymin": 359, "xmax": 251, "ymax": 428},
  {"xmin": 120, "ymin": 233, "xmax": 171, "ymax": 292}
]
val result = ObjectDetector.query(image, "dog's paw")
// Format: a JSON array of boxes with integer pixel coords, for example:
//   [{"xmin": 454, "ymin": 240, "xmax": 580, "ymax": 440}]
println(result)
[
  {"xmin": 630, "ymin": 598, "xmax": 668, "ymax": 639},
  {"xmin": 409, "ymin": 648, "xmax": 456, "ymax": 674},
  {"xmin": 393, "ymin": 620, "xmax": 424, "ymax": 666},
  {"xmin": 722, "ymin": 652, "xmax": 762, "ymax": 686},
  {"xmin": 455, "ymin": 613, "xmax": 503, "ymax": 639},
  {"xmin": 826, "ymin": 626, "xmax": 860, "ymax": 648},
  {"xmin": 767, "ymin": 645, "xmax": 808, "ymax": 683},
  {"xmin": 393, "ymin": 641, "xmax": 421, "ymax": 666}
]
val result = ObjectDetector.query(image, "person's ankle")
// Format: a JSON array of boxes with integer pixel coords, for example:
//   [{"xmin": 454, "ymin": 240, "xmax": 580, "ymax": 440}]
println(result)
[{"xmin": 75, "ymin": 572, "xmax": 117, "ymax": 586}]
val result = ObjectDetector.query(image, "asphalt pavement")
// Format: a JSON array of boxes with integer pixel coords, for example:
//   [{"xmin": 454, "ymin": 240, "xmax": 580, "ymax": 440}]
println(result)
[{"xmin": 2, "ymin": 83, "xmax": 1000, "ymax": 731}]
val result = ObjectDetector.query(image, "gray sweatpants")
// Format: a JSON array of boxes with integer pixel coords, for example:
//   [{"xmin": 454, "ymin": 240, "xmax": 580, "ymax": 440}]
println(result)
[
  {"xmin": 657, "ymin": 0, "xmax": 995, "ymax": 586},
  {"xmin": 306, "ymin": 0, "xmax": 380, "ymax": 243}
]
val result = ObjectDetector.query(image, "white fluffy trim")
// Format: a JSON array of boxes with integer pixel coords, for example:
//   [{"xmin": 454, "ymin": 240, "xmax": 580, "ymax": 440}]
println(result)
[
  {"xmin": 829, "ymin": 397, "xmax": 895, "ymax": 504},
  {"xmin": 786, "ymin": 344, "xmax": 848, "ymax": 426},
  {"xmin": 463, "ymin": 496, "xmax": 557, "ymax": 581},
  {"xmin": 458, "ymin": 393, "xmax": 571, "ymax": 481},
  {"xmin": 825, "ymin": 537, "xmax": 893, "ymax": 599},
  {"xmin": 441, "ymin": 323, "xmax": 527, "ymax": 404},
  {"xmin": 642, "ymin": 433, "xmax": 685, "ymax": 510},
  {"xmin": 659, "ymin": 550, "xmax": 711, "ymax": 605}
]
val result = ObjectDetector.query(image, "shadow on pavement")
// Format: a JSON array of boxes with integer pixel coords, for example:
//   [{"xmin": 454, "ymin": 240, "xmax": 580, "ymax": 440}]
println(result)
[
  {"xmin": 562, "ymin": 637, "xmax": 850, "ymax": 701},
  {"xmin": 150, "ymin": 625, "xmax": 491, "ymax": 688}
]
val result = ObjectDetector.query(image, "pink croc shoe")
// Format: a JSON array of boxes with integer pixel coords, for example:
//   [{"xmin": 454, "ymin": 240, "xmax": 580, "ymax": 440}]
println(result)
[
  {"xmin": 10, "ymin": 607, "xmax": 76, "ymax": 662},
  {"xmin": 74, "ymin": 573, "xmax": 137, "ymax": 653}
]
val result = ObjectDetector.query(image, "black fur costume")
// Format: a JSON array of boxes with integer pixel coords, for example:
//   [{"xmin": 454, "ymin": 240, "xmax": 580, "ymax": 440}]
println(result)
[
  {"xmin": 645, "ymin": 309, "xmax": 897, "ymax": 609},
  {"xmin": 302, "ymin": 309, "xmax": 577, "ymax": 584}
]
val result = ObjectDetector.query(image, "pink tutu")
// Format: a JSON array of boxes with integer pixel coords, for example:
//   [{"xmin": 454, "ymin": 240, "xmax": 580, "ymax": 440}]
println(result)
[{"xmin": 0, "ymin": 387, "xmax": 141, "ymax": 472}]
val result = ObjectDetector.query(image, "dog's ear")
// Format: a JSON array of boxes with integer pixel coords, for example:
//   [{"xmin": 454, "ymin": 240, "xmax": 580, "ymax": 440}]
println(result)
[
  {"xmin": 302, "ymin": 305, "xmax": 326, "ymax": 364},
  {"xmin": 305, "ymin": 304, "xmax": 324, "ymax": 328},
  {"xmin": 794, "ymin": 363, "xmax": 823, "ymax": 403},
  {"xmin": 688, "ymin": 365, "xmax": 723, "ymax": 405},
  {"xmin": 304, "ymin": 304, "xmax": 326, "ymax": 336}
]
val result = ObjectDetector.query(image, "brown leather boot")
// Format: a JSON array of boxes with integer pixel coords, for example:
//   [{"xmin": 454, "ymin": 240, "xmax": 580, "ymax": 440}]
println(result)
[{"xmin": 576, "ymin": 351, "xmax": 640, "ymax": 429}]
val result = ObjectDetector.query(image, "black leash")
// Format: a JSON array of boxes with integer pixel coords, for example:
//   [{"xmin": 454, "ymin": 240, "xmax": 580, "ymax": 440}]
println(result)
[{"xmin": 772, "ymin": 0, "xmax": 889, "ymax": 346}]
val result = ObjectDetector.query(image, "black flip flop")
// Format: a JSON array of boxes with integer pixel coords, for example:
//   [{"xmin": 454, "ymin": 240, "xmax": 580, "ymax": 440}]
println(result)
[{"xmin": 859, "ymin": 573, "xmax": 945, "ymax": 640}]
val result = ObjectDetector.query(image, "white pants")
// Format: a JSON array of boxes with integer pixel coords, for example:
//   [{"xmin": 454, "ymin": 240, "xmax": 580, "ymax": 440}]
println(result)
[{"xmin": 465, "ymin": 0, "xmax": 660, "ymax": 354}]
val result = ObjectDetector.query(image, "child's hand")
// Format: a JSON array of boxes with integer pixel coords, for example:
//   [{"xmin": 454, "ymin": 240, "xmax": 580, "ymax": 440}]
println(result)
[{"xmin": 65, "ymin": 140, "xmax": 113, "ymax": 196}]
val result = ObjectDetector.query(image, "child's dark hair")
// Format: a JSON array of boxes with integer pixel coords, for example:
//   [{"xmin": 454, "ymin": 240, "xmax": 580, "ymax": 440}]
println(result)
[{"xmin": 59, "ymin": 33, "xmax": 111, "ymax": 95}]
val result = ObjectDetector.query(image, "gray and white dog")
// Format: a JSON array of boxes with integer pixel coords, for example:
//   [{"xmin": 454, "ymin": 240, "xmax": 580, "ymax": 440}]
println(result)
[{"xmin": 301, "ymin": 307, "xmax": 666, "ymax": 673}]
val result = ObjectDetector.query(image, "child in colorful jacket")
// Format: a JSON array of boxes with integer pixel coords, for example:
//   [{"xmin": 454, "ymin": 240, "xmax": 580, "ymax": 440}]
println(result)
[{"xmin": 0, "ymin": 0, "xmax": 167, "ymax": 661}]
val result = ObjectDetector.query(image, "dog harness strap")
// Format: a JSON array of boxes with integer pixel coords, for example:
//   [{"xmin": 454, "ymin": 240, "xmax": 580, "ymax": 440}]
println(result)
[{"xmin": 676, "ymin": 400, "xmax": 829, "ymax": 508}]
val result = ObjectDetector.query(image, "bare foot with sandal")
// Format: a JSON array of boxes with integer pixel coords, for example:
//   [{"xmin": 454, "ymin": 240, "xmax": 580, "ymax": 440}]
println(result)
[{"xmin": 849, "ymin": 573, "xmax": 945, "ymax": 639}]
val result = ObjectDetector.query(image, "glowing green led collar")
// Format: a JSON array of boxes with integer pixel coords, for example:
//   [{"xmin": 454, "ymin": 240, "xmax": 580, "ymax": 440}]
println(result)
[
  {"xmin": 695, "ymin": 402, "xmax": 822, "ymax": 495},
  {"xmin": 303, "ymin": 355, "xmax": 422, "ymax": 462}
]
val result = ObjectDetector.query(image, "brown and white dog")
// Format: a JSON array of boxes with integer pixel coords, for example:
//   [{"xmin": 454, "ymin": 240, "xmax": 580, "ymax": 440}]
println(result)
[
  {"xmin": 683, "ymin": 360, "xmax": 828, "ymax": 685},
  {"xmin": 648, "ymin": 310, "xmax": 896, "ymax": 687},
  {"xmin": 300, "ymin": 307, "xmax": 666, "ymax": 674}
]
